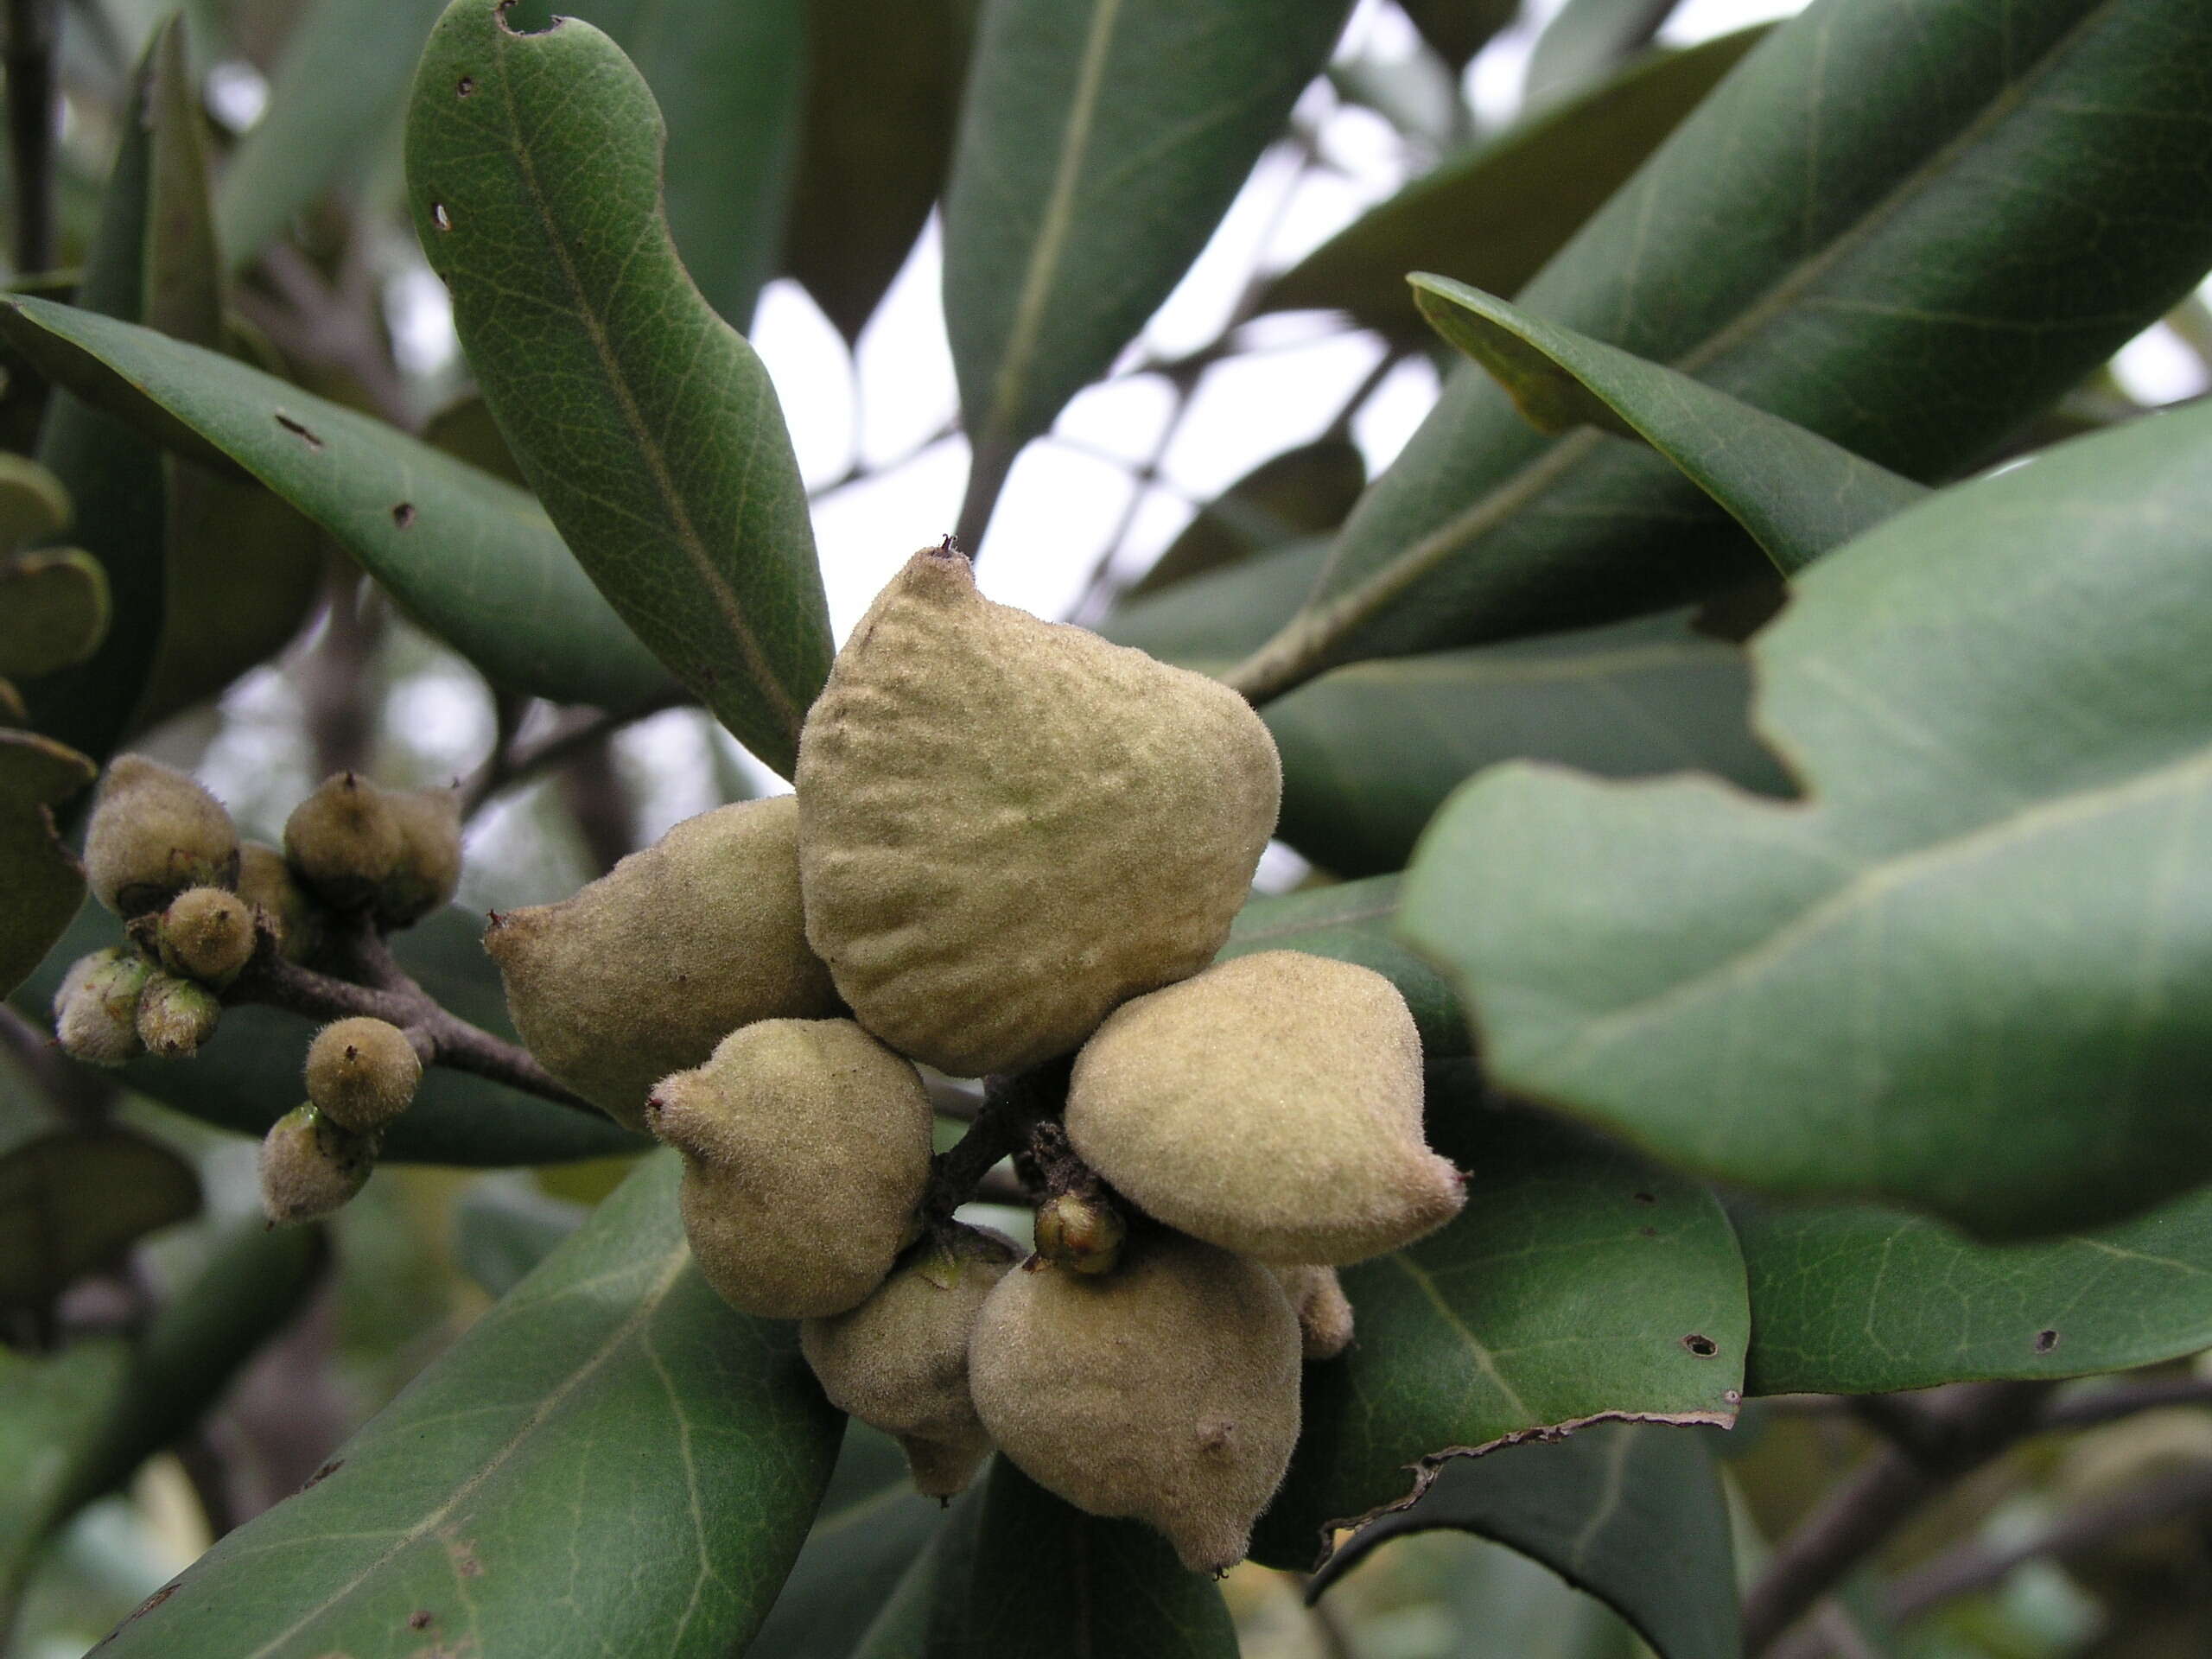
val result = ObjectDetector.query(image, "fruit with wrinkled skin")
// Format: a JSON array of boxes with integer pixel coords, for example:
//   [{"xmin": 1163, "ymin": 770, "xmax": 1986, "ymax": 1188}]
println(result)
[
  {"xmin": 1067, "ymin": 950, "xmax": 1464, "ymax": 1266},
  {"xmin": 968, "ymin": 1229, "xmax": 1301, "ymax": 1573},
  {"xmin": 486, "ymin": 795, "xmax": 838, "ymax": 1129},
  {"xmin": 1032, "ymin": 1190, "xmax": 1124, "ymax": 1275},
  {"xmin": 374, "ymin": 786, "xmax": 463, "ymax": 926},
  {"xmin": 54, "ymin": 948, "xmax": 152, "ymax": 1066},
  {"xmin": 259, "ymin": 1103, "xmax": 374, "ymax": 1224},
  {"xmin": 236, "ymin": 840, "xmax": 320, "ymax": 962},
  {"xmin": 796, "ymin": 544, "xmax": 1281, "ymax": 1077},
  {"xmin": 305, "ymin": 1017, "xmax": 423, "ymax": 1133},
  {"xmin": 156, "ymin": 886, "xmax": 257, "ymax": 986},
  {"xmin": 284, "ymin": 772, "xmax": 403, "ymax": 909},
  {"xmin": 82, "ymin": 755, "xmax": 239, "ymax": 918},
  {"xmin": 136, "ymin": 972, "xmax": 222, "ymax": 1058},
  {"xmin": 1270, "ymin": 1263, "xmax": 1355, "ymax": 1360},
  {"xmin": 648, "ymin": 1017, "xmax": 934, "ymax": 1319},
  {"xmin": 800, "ymin": 1224, "xmax": 1021, "ymax": 1497}
]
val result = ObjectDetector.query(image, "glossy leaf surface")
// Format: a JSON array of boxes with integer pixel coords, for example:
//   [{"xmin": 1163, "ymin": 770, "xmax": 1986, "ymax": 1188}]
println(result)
[
  {"xmin": 0, "ymin": 298, "xmax": 677, "ymax": 713},
  {"xmin": 1404, "ymin": 402, "xmax": 2212, "ymax": 1236},
  {"xmin": 406, "ymin": 0, "xmax": 830, "ymax": 775},
  {"xmin": 94, "ymin": 1154, "xmax": 843, "ymax": 1658}
]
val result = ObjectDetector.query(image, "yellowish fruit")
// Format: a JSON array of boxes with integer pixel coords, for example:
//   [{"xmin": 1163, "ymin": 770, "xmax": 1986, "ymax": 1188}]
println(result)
[
  {"xmin": 1032, "ymin": 1191, "xmax": 1124, "ymax": 1275},
  {"xmin": 1067, "ymin": 950, "xmax": 1463, "ymax": 1266},
  {"xmin": 968, "ymin": 1229, "xmax": 1300, "ymax": 1573},
  {"xmin": 235, "ymin": 840, "xmax": 320, "ymax": 963},
  {"xmin": 135, "ymin": 972, "xmax": 221, "ymax": 1058},
  {"xmin": 82, "ymin": 755, "xmax": 239, "ymax": 918},
  {"xmin": 374, "ymin": 786, "xmax": 463, "ymax": 927},
  {"xmin": 485, "ymin": 795, "xmax": 838, "ymax": 1129},
  {"xmin": 259, "ymin": 1103, "xmax": 374, "ymax": 1224},
  {"xmin": 1270, "ymin": 1263, "xmax": 1355, "ymax": 1361},
  {"xmin": 795, "ymin": 544, "xmax": 1280, "ymax": 1077},
  {"xmin": 156, "ymin": 886, "xmax": 257, "ymax": 986},
  {"xmin": 649, "ymin": 1018, "xmax": 935, "ymax": 1319},
  {"xmin": 305, "ymin": 1017, "xmax": 423, "ymax": 1133},
  {"xmin": 800, "ymin": 1224, "xmax": 1021, "ymax": 1498},
  {"xmin": 54, "ymin": 949, "xmax": 152, "ymax": 1066},
  {"xmin": 283, "ymin": 772, "xmax": 402, "ymax": 909}
]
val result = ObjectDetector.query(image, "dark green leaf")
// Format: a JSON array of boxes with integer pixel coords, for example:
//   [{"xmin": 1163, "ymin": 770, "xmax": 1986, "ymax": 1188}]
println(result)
[
  {"xmin": 1524, "ymin": 0, "xmax": 1678, "ymax": 105},
  {"xmin": 944, "ymin": 0, "xmax": 1353, "ymax": 544},
  {"xmin": 452, "ymin": 1176, "xmax": 585, "ymax": 1298},
  {"xmin": 850, "ymin": 1535, "xmax": 938, "ymax": 1659},
  {"xmin": 1252, "ymin": 1070, "xmax": 1747, "ymax": 1568},
  {"xmin": 93, "ymin": 1154, "xmax": 844, "ymax": 1659},
  {"xmin": 1402, "ymin": 400, "xmax": 2212, "ymax": 1236},
  {"xmin": 1255, "ymin": 30, "xmax": 1764, "ymax": 343},
  {"xmin": 1412, "ymin": 276, "xmax": 1929, "ymax": 575},
  {"xmin": 1223, "ymin": 876, "xmax": 1469, "ymax": 1057},
  {"xmin": 0, "ymin": 727, "xmax": 93, "ymax": 996},
  {"xmin": 1231, "ymin": 0, "xmax": 2212, "ymax": 702},
  {"xmin": 0, "ymin": 1221, "xmax": 323, "ymax": 1636},
  {"xmin": 1102, "ymin": 536, "xmax": 1328, "ymax": 668},
  {"xmin": 0, "ymin": 1128, "xmax": 200, "ymax": 1305},
  {"xmin": 214, "ymin": 0, "xmax": 448, "ymax": 268},
  {"xmin": 920, "ymin": 1458, "xmax": 1237, "ymax": 1657},
  {"xmin": 1268, "ymin": 609, "xmax": 1790, "ymax": 879},
  {"xmin": 0, "ymin": 550, "xmax": 108, "ymax": 680},
  {"xmin": 18, "ymin": 900, "xmax": 649, "ymax": 1166},
  {"xmin": 1398, "ymin": 0, "xmax": 1517, "ymax": 68},
  {"xmin": 1130, "ymin": 437, "xmax": 1365, "ymax": 599},
  {"xmin": 1312, "ymin": 1421, "xmax": 1738, "ymax": 1659},
  {"xmin": 1740, "ymin": 1186, "xmax": 2212, "ymax": 1396},
  {"xmin": 787, "ymin": 0, "xmax": 972, "ymax": 341},
  {"xmin": 0, "ymin": 298, "xmax": 679, "ymax": 713},
  {"xmin": 406, "ymin": 0, "xmax": 831, "ymax": 777}
]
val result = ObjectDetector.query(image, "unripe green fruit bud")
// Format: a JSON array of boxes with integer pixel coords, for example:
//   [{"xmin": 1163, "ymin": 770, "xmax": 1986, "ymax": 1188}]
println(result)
[
  {"xmin": 236, "ymin": 841, "xmax": 321, "ymax": 963},
  {"xmin": 156, "ymin": 886, "xmax": 257, "ymax": 986},
  {"xmin": 284, "ymin": 772, "xmax": 404, "ymax": 909},
  {"xmin": 795, "ymin": 544, "xmax": 1281, "ymax": 1077},
  {"xmin": 83, "ymin": 754, "xmax": 240, "ymax": 918},
  {"xmin": 259, "ymin": 1103, "xmax": 374, "ymax": 1224},
  {"xmin": 374, "ymin": 786, "xmax": 463, "ymax": 927},
  {"xmin": 649, "ymin": 1017, "xmax": 936, "ymax": 1319},
  {"xmin": 800, "ymin": 1224, "xmax": 1022, "ymax": 1498},
  {"xmin": 1269, "ymin": 1263, "xmax": 1354, "ymax": 1361},
  {"xmin": 1032, "ymin": 1191, "xmax": 1125, "ymax": 1276},
  {"xmin": 969, "ymin": 1230, "xmax": 1301, "ymax": 1573},
  {"xmin": 304, "ymin": 1017, "xmax": 423, "ymax": 1133},
  {"xmin": 1067, "ymin": 951, "xmax": 1464, "ymax": 1266},
  {"xmin": 486, "ymin": 796, "xmax": 838, "ymax": 1128},
  {"xmin": 135, "ymin": 972, "xmax": 222, "ymax": 1058},
  {"xmin": 54, "ymin": 948, "xmax": 152, "ymax": 1066}
]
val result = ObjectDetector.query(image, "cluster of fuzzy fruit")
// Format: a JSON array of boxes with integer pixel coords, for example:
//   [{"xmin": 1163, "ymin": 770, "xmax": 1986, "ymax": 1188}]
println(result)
[
  {"xmin": 489, "ymin": 545, "xmax": 1465, "ymax": 1572},
  {"xmin": 52, "ymin": 758, "xmax": 461, "ymax": 1220}
]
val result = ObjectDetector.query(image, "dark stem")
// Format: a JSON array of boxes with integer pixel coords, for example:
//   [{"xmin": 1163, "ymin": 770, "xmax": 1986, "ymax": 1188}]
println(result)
[
  {"xmin": 1742, "ymin": 1382, "xmax": 2055, "ymax": 1656},
  {"xmin": 461, "ymin": 695, "xmax": 685, "ymax": 821},
  {"xmin": 922, "ymin": 1058, "xmax": 1073, "ymax": 1222},
  {"xmin": 5, "ymin": 0, "xmax": 60, "ymax": 275}
]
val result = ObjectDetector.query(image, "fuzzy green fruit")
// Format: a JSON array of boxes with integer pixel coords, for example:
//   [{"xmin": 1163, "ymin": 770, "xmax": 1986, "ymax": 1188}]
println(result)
[
  {"xmin": 236, "ymin": 840, "xmax": 320, "ymax": 963},
  {"xmin": 649, "ymin": 1017, "xmax": 935, "ymax": 1319},
  {"xmin": 82, "ymin": 755, "xmax": 239, "ymax": 918},
  {"xmin": 54, "ymin": 948, "xmax": 152, "ymax": 1066},
  {"xmin": 374, "ymin": 786, "xmax": 463, "ymax": 927},
  {"xmin": 1032, "ymin": 1191, "xmax": 1124, "ymax": 1275},
  {"xmin": 1066, "ymin": 950, "xmax": 1464, "ymax": 1266},
  {"xmin": 485, "ymin": 796, "xmax": 839, "ymax": 1129},
  {"xmin": 968, "ymin": 1229, "xmax": 1301, "ymax": 1573},
  {"xmin": 260, "ymin": 1103, "xmax": 374, "ymax": 1224},
  {"xmin": 800, "ymin": 1223, "xmax": 1021, "ymax": 1498},
  {"xmin": 156, "ymin": 886, "xmax": 257, "ymax": 986},
  {"xmin": 795, "ymin": 544, "xmax": 1280, "ymax": 1077},
  {"xmin": 1270, "ymin": 1263, "xmax": 1354, "ymax": 1361},
  {"xmin": 135, "ymin": 972, "xmax": 221, "ymax": 1058},
  {"xmin": 283, "ymin": 772, "xmax": 403, "ymax": 909},
  {"xmin": 305, "ymin": 1016, "xmax": 423, "ymax": 1133}
]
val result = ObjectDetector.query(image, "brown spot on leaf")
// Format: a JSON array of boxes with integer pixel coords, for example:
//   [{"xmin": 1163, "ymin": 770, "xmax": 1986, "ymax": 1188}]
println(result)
[
  {"xmin": 409, "ymin": 1611, "xmax": 435, "ymax": 1630},
  {"xmin": 1631, "ymin": 1192, "xmax": 1656, "ymax": 1205},
  {"xmin": 456, "ymin": 75, "xmax": 475, "ymax": 95},
  {"xmin": 2035, "ymin": 1328, "xmax": 2060, "ymax": 1353},
  {"xmin": 1682, "ymin": 1333, "xmax": 1719, "ymax": 1357},
  {"xmin": 275, "ymin": 413, "xmax": 323, "ymax": 449},
  {"xmin": 303, "ymin": 1458, "xmax": 344, "ymax": 1488},
  {"xmin": 392, "ymin": 502, "xmax": 416, "ymax": 529}
]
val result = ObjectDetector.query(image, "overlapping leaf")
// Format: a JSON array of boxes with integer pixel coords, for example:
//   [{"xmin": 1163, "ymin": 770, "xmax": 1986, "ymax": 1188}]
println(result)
[
  {"xmin": 943, "ymin": 0, "xmax": 1353, "ymax": 545},
  {"xmin": 1231, "ymin": 0, "xmax": 2212, "ymax": 702},
  {"xmin": 0, "ymin": 728, "xmax": 93, "ymax": 995},
  {"xmin": 1524, "ymin": 0, "xmax": 1681, "ymax": 104},
  {"xmin": 405, "ymin": 0, "xmax": 830, "ymax": 775},
  {"xmin": 93, "ymin": 1154, "xmax": 843, "ymax": 1659},
  {"xmin": 0, "ymin": 1128, "xmax": 200, "ymax": 1305},
  {"xmin": 1250, "ymin": 1067, "xmax": 1746, "ymax": 1569},
  {"xmin": 1404, "ymin": 401, "xmax": 2212, "ymax": 1236}
]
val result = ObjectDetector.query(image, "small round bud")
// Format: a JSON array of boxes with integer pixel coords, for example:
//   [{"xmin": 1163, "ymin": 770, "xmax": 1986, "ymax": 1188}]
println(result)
[
  {"xmin": 1032, "ymin": 1192, "xmax": 1125, "ymax": 1276},
  {"xmin": 54, "ymin": 949, "xmax": 152, "ymax": 1066},
  {"xmin": 83, "ymin": 754, "xmax": 240, "ymax": 918},
  {"xmin": 135, "ymin": 972, "xmax": 222, "ymax": 1058},
  {"xmin": 259, "ymin": 1103, "xmax": 375, "ymax": 1225},
  {"xmin": 373, "ymin": 786, "xmax": 463, "ymax": 927},
  {"xmin": 283, "ymin": 772, "xmax": 403, "ymax": 909},
  {"xmin": 236, "ymin": 841, "xmax": 321, "ymax": 963},
  {"xmin": 304, "ymin": 1017, "xmax": 423, "ymax": 1133},
  {"xmin": 156, "ymin": 886, "xmax": 257, "ymax": 986}
]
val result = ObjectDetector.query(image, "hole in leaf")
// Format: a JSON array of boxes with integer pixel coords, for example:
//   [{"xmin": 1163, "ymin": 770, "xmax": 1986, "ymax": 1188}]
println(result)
[
  {"xmin": 456, "ymin": 75, "xmax": 475, "ymax": 96},
  {"xmin": 391, "ymin": 502, "xmax": 416, "ymax": 529},
  {"xmin": 2034, "ymin": 1328, "xmax": 2060, "ymax": 1353},
  {"xmin": 273, "ymin": 413, "xmax": 323, "ymax": 449},
  {"xmin": 1682, "ymin": 1333, "xmax": 1719, "ymax": 1357},
  {"xmin": 431, "ymin": 201, "xmax": 452, "ymax": 232}
]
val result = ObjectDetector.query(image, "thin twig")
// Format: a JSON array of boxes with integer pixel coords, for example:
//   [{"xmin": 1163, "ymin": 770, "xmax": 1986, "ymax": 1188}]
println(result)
[
  {"xmin": 5, "ymin": 0, "xmax": 60, "ymax": 275},
  {"xmin": 461, "ymin": 694, "xmax": 685, "ymax": 820},
  {"xmin": 923, "ymin": 1059, "xmax": 1071, "ymax": 1223}
]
